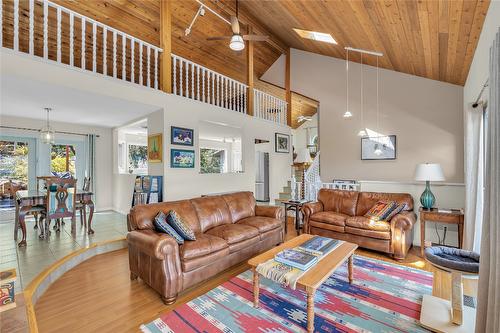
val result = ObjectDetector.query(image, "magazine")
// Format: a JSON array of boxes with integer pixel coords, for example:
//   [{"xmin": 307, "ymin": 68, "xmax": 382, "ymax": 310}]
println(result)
[
  {"xmin": 275, "ymin": 249, "xmax": 318, "ymax": 271},
  {"xmin": 298, "ymin": 236, "xmax": 340, "ymax": 256}
]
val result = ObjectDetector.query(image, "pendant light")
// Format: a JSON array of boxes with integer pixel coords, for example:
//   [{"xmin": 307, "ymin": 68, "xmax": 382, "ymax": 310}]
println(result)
[
  {"xmin": 343, "ymin": 48, "xmax": 353, "ymax": 118},
  {"xmin": 40, "ymin": 107, "xmax": 55, "ymax": 144},
  {"xmin": 357, "ymin": 53, "xmax": 367, "ymax": 137},
  {"xmin": 373, "ymin": 56, "xmax": 383, "ymax": 156}
]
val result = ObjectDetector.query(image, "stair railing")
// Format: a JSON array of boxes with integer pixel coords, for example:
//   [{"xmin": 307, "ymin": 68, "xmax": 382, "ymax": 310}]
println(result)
[{"xmin": 303, "ymin": 152, "xmax": 322, "ymax": 201}]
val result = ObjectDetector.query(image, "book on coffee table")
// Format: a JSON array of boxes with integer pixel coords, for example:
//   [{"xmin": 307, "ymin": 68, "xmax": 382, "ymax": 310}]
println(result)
[
  {"xmin": 298, "ymin": 236, "xmax": 340, "ymax": 257},
  {"xmin": 275, "ymin": 248, "xmax": 318, "ymax": 271}
]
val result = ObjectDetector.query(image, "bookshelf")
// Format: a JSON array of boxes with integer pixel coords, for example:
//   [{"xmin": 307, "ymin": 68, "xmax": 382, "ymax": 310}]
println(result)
[{"xmin": 132, "ymin": 176, "xmax": 163, "ymax": 207}]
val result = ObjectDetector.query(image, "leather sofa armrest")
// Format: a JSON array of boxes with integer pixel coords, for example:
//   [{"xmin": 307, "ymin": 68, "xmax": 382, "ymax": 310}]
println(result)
[
  {"xmin": 255, "ymin": 205, "xmax": 283, "ymax": 220},
  {"xmin": 390, "ymin": 211, "xmax": 416, "ymax": 231},
  {"xmin": 127, "ymin": 229, "xmax": 180, "ymax": 260},
  {"xmin": 302, "ymin": 202, "xmax": 324, "ymax": 233}
]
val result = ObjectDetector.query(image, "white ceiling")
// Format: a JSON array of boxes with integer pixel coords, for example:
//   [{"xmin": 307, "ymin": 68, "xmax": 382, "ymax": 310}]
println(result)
[{"xmin": 0, "ymin": 75, "xmax": 161, "ymax": 128}]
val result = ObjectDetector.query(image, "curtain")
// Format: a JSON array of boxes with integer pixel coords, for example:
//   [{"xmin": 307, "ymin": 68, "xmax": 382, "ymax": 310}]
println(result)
[
  {"xmin": 475, "ymin": 29, "xmax": 500, "ymax": 333},
  {"xmin": 464, "ymin": 105, "xmax": 484, "ymax": 252},
  {"xmin": 85, "ymin": 134, "xmax": 97, "ymax": 206}
]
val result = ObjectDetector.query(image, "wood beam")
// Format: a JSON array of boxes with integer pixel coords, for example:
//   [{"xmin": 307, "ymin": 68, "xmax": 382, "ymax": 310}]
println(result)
[
  {"xmin": 247, "ymin": 26, "xmax": 254, "ymax": 116},
  {"xmin": 285, "ymin": 48, "xmax": 292, "ymax": 126},
  {"xmin": 207, "ymin": 0, "xmax": 287, "ymax": 54},
  {"xmin": 160, "ymin": 0, "xmax": 172, "ymax": 93}
]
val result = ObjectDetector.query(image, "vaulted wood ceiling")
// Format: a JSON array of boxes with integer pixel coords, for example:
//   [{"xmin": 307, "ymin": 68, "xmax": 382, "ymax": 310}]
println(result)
[{"xmin": 239, "ymin": 0, "xmax": 490, "ymax": 86}]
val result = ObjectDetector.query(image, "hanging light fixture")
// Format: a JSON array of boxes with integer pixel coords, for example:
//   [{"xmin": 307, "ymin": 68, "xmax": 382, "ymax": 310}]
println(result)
[
  {"xmin": 40, "ymin": 107, "xmax": 55, "ymax": 144},
  {"xmin": 357, "ymin": 53, "xmax": 367, "ymax": 137},
  {"xmin": 343, "ymin": 48, "xmax": 353, "ymax": 118},
  {"xmin": 373, "ymin": 56, "xmax": 383, "ymax": 155}
]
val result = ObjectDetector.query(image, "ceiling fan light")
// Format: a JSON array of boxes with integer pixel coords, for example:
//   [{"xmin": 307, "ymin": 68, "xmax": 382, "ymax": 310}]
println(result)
[
  {"xmin": 229, "ymin": 35, "xmax": 245, "ymax": 51},
  {"xmin": 343, "ymin": 111, "xmax": 353, "ymax": 118}
]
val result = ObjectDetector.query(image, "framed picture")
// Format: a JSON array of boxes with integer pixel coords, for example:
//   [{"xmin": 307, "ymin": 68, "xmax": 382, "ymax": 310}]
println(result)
[
  {"xmin": 148, "ymin": 134, "xmax": 163, "ymax": 163},
  {"xmin": 275, "ymin": 133, "xmax": 290, "ymax": 153},
  {"xmin": 171, "ymin": 126, "xmax": 194, "ymax": 146},
  {"xmin": 171, "ymin": 149, "xmax": 195, "ymax": 168},
  {"xmin": 361, "ymin": 135, "xmax": 397, "ymax": 160}
]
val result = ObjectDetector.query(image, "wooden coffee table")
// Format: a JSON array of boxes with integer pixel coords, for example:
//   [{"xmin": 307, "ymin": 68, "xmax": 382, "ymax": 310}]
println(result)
[{"xmin": 248, "ymin": 234, "xmax": 358, "ymax": 333}]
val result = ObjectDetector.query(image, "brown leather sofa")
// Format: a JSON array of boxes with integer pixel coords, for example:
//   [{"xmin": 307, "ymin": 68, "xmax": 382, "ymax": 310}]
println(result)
[
  {"xmin": 127, "ymin": 191, "xmax": 283, "ymax": 304},
  {"xmin": 303, "ymin": 189, "xmax": 416, "ymax": 259}
]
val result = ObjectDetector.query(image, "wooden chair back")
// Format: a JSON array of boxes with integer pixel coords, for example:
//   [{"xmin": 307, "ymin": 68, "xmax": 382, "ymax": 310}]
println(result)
[
  {"xmin": 37, "ymin": 176, "xmax": 59, "ymax": 191},
  {"xmin": 45, "ymin": 178, "xmax": 77, "ymax": 220}
]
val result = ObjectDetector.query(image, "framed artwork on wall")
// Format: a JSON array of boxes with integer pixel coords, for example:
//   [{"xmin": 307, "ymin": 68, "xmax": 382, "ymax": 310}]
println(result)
[
  {"xmin": 275, "ymin": 133, "xmax": 290, "ymax": 153},
  {"xmin": 361, "ymin": 135, "xmax": 397, "ymax": 160},
  {"xmin": 171, "ymin": 126, "xmax": 194, "ymax": 146},
  {"xmin": 171, "ymin": 149, "xmax": 195, "ymax": 168},
  {"xmin": 148, "ymin": 134, "xmax": 163, "ymax": 163}
]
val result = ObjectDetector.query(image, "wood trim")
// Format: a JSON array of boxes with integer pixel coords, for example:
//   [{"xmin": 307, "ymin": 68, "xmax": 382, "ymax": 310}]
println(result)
[
  {"xmin": 160, "ymin": 0, "xmax": 172, "ymax": 93},
  {"xmin": 23, "ymin": 238, "xmax": 127, "ymax": 333},
  {"xmin": 247, "ymin": 26, "xmax": 254, "ymax": 116},
  {"xmin": 285, "ymin": 47, "xmax": 292, "ymax": 126}
]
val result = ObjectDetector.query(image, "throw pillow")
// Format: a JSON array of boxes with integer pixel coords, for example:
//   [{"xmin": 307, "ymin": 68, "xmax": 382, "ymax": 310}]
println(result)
[
  {"xmin": 385, "ymin": 202, "xmax": 409, "ymax": 221},
  {"xmin": 166, "ymin": 210, "xmax": 196, "ymax": 241},
  {"xmin": 364, "ymin": 201, "xmax": 398, "ymax": 221},
  {"xmin": 153, "ymin": 211, "xmax": 184, "ymax": 244}
]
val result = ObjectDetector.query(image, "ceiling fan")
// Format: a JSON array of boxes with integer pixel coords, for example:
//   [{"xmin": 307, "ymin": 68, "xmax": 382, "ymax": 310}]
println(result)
[
  {"xmin": 297, "ymin": 116, "xmax": 312, "ymax": 123},
  {"xmin": 206, "ymin": 0, "xmax": 269, "ymax": 51}
]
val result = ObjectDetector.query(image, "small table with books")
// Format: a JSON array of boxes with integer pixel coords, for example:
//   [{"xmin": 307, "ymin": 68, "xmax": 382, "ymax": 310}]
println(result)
[{"xmin": 248, "ymin": 234, "xmax": 358, "ymax": 333}]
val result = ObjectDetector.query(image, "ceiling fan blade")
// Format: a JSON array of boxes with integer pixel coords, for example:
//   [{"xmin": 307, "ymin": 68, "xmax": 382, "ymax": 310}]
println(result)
[
  {"xmin": 206, "ymin": 36, "xmax": 232, "ymax": 41},
  {"xmin": 242, "ymin": 35, "xmax": 269, "ymax": 41},
  {"xmin": 230, "ymin": 15, "xmax": 240, "ymax": 35}
]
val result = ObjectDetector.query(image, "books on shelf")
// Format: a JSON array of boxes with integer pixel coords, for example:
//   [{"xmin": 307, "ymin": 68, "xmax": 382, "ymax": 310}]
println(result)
[
  {"xmin": 275, "ymin": 249, "xmax": 318, "ymax": 271},
  {"xmin": 298, "ymin": 236, "xmax": 340, "ymax": 256}
]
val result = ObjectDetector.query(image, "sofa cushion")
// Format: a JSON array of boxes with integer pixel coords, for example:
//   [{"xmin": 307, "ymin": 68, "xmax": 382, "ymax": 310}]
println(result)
[
  {"xmin": 345, "ymin": 226, "xmax": 391, "ymax": 240},
  {"xmin": 346, "ymin": 216, "xmax": 391, "ymax": 232},
  {"xmin": 191, "ymin": 196, "xmax": 232, "ymax": 232},
  {"xmin": 166, "ymin": 210, "xmax": 196, "ymax": 241},
  {"xmin": 309, "ymin": 220, "xmax": 345, "ymax": 233},
  {"xmin": 179, "ymin": 233, "xmax": 228, "ymax": 260},
  {"xmin": 153, "ymin": 212, "xmax": 184, "ymax": 244},
  {"xmin": 222, "ymin": 192, "xmax": 256, "ymax": 223},
  {"xmin": 205, "ymin": 224, "xmax": 259, "ymax": 244},
  {"xmin": 356, "ymin": 191, "xmax": 413, "ymax": 216},
  {"xmin": 310, "ymin": 211, "xmax": 348, "ymax": 226},
  {"xmin": 237, "ymin": 216, "xmax": 281, "ymax": 233},
  {"xmin": 181, "ymin": 246, "xmax": 230, "ymax": 272},
  {"xmin": 318, "ymin": 189, "xmax": 359, "ymax": 216}
]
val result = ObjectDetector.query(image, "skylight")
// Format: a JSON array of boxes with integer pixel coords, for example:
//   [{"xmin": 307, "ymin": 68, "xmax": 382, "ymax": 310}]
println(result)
[{"xmin": 293, "ymin": 28, "xmax": 337, "ymax": 44}]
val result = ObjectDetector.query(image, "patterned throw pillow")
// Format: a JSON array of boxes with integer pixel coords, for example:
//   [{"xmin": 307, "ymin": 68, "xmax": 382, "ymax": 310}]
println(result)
[
  {"xmin": 385, "ymin": 202, "xmax": 409, "ymax": 221},
  {"xmin": 166, "ymin": 210, "xmax": 196, "ymax": 241},
  {"xmin": 153, "ymin": 211, "xmax": 184, "ymax": 244},
  {"xmin": 364, "ymin": 201, "xmax": 398, "ymax": 221}
]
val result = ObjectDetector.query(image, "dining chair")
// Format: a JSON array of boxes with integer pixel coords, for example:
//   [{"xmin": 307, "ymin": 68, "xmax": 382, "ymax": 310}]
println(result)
[
  {"xmin": 29, "ymin": 176, "xmax": 58, "ymax": 230},
  {"xmin": 75, "ymin": 177, "xmax": 91, "ymax": 227},
  {"xmin": 39, "ymin": 178, "xmax": 77, "ymax": 238}
]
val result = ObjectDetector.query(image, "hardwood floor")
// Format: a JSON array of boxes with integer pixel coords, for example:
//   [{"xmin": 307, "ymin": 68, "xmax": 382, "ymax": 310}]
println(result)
[{"xmin": 33, "ymin": 219, "xmax": 475, "ymax": 332}]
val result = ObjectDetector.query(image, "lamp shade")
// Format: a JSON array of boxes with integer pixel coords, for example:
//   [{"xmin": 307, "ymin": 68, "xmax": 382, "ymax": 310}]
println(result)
[
  {"xmin": 414, "ymin": 163, "xmax": 445, "ymax": 181},
  {"xmin": 295, "ymin": 148, "xmax": 313, "ymax": 164}
]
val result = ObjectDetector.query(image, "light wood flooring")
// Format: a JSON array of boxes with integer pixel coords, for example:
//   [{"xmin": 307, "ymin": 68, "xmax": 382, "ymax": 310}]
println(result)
[{"xmin": 28, "ymin": 220, "xmax": 475, "ymax": 332}]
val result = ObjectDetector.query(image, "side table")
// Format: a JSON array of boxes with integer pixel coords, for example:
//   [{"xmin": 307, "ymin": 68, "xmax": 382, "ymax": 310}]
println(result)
[
  {"xmin": 419, "ymin": 207, "xmax": 465, "ymax": 257},
  {"xmin": 283, "ymin": 200, "xmax": 310, "ymax": 234}
]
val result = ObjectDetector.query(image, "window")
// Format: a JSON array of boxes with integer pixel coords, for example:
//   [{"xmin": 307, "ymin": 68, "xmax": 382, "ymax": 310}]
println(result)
[
  {"xmin": 51, "ymin": 144, "xmax": 76, "ymax": 177},
  {"xmin": 128, "ymin": 144, "xmax": 148, "ymax": 174},
  {"xmin": 199, "ymin": 121, "xmax": 243, "ymax": 174}
]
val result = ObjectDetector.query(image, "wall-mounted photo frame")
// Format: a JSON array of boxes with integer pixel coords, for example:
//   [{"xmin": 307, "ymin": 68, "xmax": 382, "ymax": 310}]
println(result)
[
  {"xmin": 170, "ymin": 149, "xmax": 195, "ymax": 168},
  {"xmin": 148, "ymin": 133, "xmax": 163, "ymax": 163},
  {"xmin": 275, "ymin": 133, "xmax": 290, "ymax": 153},
  {"xmin": 171, "ymin": 126, "xmax": 194, "ymax": 146},
  {"xmin": 361, "ymin": 135, "xmax": 397, "ymax": 160}
]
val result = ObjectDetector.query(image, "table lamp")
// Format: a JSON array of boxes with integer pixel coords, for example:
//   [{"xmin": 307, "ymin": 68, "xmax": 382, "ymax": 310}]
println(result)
[
  {"xmin": 414, "ymin": 163, "xmax": 445, "ymax": 209},
  {"xmin": 295, "ymin": 148, "xmax": 313, "ymax": 199}
]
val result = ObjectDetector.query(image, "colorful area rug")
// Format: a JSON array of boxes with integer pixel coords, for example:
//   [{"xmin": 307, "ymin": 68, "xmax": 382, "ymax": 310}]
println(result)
[{"xmin": 141, "ymin": 255, "xmax": 433, "ymax": 333}]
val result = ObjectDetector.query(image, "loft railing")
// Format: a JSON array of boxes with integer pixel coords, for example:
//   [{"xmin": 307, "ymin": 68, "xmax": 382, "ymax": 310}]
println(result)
[
  {"xmin": 254, "ymin": 88, "xmax": 287, "ymax": 125},
  {"xmin": 1, "ymin": 0, "xmax": 163, "ymax": 89}
]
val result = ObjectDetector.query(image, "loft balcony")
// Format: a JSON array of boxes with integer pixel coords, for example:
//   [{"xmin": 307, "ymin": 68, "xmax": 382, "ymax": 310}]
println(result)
[{"xmin": 0, "ymin": 0, "xmax": 288, "ymax": 126}]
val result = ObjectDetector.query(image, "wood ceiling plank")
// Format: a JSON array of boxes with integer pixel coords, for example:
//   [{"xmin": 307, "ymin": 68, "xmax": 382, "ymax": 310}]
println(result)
[{"xmin": 446, "ymin": 0, "xmax": 464, "ymax": 84}]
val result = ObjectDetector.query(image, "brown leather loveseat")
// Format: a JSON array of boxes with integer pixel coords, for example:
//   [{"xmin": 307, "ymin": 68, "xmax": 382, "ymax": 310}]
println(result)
[
  {"xmin": 127, "ymin": 191, "xmax": 283, "ymax": 304},
  {"xmin": 303, "ymin": 189, "xmax": 416, "ymax": 259}
]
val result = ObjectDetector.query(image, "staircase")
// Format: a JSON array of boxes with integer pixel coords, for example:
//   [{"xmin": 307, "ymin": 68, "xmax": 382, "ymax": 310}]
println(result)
[{"xmin": 274, "ymin": 166, "xmax": 304, "ymax": 206}]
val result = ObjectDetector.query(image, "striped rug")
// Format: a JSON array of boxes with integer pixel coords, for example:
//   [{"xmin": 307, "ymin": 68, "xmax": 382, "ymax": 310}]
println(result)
[{"xmin": 141, "ymin": 255, "xmax": 433, "ymax": 333}]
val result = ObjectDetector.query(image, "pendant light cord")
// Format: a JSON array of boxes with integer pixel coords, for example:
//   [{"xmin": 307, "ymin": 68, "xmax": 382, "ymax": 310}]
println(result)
[
  {"xmin": 376, "ymin": 56, "xmax": 379, "ymax": 134},
  {"xmin": 360, "ymin": 53, "xmax": 364, "ymax": 129},
  {"xmin": 346, "ymin": 49, "xmax": 349, "ymax": 114}
]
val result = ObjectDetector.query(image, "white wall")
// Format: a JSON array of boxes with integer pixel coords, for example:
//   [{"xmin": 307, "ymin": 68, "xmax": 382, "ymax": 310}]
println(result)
[
  {"xmin": 0, "ymin": 115, "xmax": 113, "ymax": 211},
  {"xmin": 263, "ymin": 49, "xmax": 464, "ymax": 183},
  {"xmin": 163, "ymin": 94, "xmax": 292, "ymax": 202}
]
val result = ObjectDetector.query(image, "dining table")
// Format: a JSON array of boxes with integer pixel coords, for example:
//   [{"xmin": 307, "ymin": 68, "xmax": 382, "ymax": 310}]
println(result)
[{"xmin": 14, "ymin": 190, "xmax": 94, "ymax": 247}]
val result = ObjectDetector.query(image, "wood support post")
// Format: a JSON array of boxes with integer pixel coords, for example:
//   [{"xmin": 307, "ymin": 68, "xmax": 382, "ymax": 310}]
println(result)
[
  {"xmin": 247, "ymin": 26, "xmax": 254, "ymax": 116},
  {"xmin": 285, "ymin": 48, "xmax": 292, "ymax": 126},
  {"xmin": 160, "ymin": 0, "xmax": 172, "ymax": 93}
]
